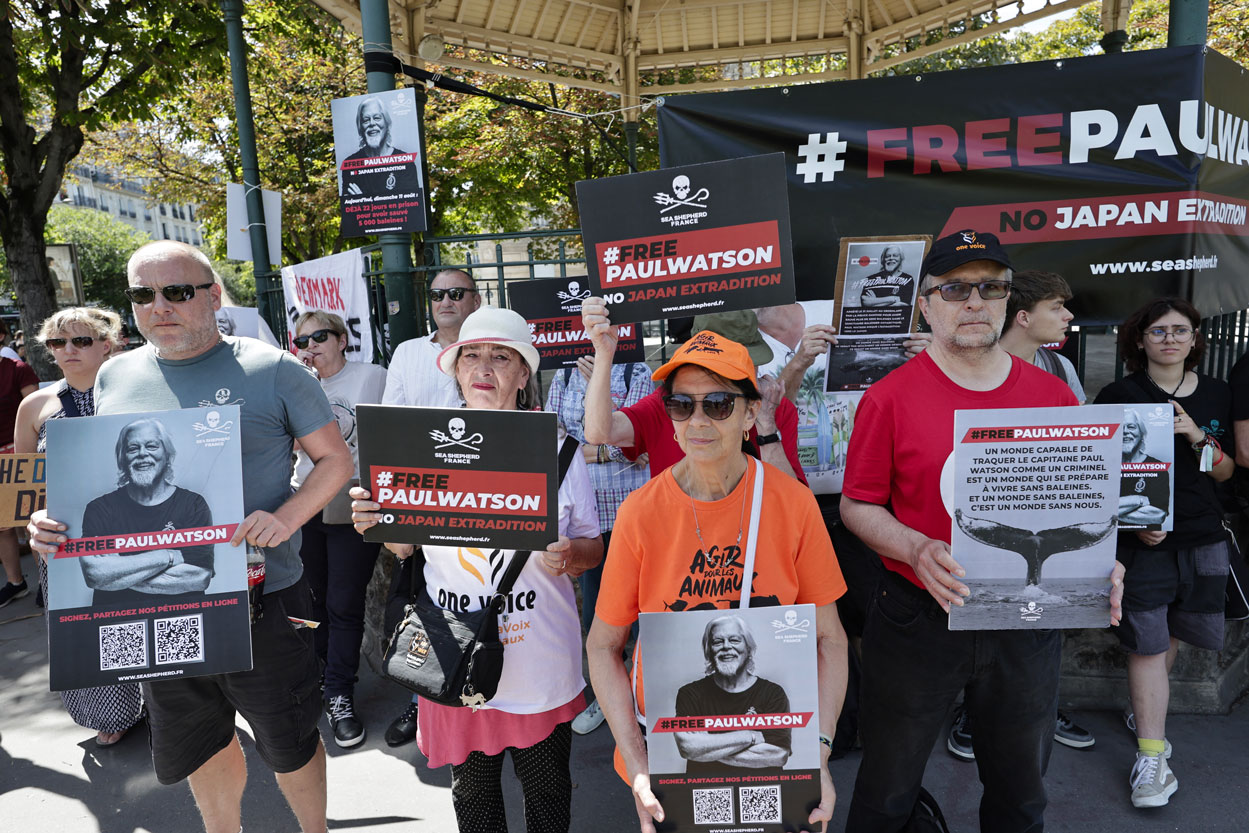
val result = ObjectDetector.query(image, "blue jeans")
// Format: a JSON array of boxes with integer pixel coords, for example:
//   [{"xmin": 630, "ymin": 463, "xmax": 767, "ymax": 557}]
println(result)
[{"xmin": 847, "ymin": 571, "xmax": 1061, "ymax": 833}]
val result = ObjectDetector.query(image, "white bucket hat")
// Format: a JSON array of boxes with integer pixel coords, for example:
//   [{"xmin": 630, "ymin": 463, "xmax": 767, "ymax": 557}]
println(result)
[{"xmin": 436, "ymin": 305, "xmax": 541, "ymax": 377}]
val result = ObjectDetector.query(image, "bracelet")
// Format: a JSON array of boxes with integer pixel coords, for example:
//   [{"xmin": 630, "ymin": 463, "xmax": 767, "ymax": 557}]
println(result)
[
  {"xmin": 819, "ymin": 733, "xmax": 834, "ymax": 753},
  {"xmin": 597, "ymin": 444, "xmax": 609, "ymax": 464},
  {"xmin": 756, "ymin": 431, "xmax": 781, "ymax": 447}
]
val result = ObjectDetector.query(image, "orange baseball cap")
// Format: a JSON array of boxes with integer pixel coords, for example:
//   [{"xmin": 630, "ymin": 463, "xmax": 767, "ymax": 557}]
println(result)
[{"xmin": 652, "ymin": 330, "xmax": 758, "ymax": 385}]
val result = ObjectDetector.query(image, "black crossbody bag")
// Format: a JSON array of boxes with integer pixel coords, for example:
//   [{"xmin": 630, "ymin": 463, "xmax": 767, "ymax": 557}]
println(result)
[{"xmin": 381, "ymin": 436, "xmax": 579, "ymax": 708}]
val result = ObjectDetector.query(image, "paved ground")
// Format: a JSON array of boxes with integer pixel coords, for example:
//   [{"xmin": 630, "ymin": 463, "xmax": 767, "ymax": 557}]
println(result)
[{"xmin": 3, "ymin": 571, "xmax": 1249, "ymax": 833}]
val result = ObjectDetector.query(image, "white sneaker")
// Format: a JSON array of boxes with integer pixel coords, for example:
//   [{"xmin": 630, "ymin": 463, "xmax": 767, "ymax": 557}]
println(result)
[
  {"xmin": 572, "ymin": 700, "xmax": 605, "ymax": 735},
  {"xmin": 1130, "ymin": 752, "xmax": 1178, "ymax": 808}
]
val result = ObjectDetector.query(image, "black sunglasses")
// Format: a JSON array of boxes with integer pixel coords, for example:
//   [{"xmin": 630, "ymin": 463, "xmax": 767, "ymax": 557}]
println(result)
[
  {"xmin": 921, "ymin": 280, "xmax": 1011, "ymax": 302},
  {"xmin": 44, "ymin": 336, "xmax": 96, "ymax": 349},
  {"xmin": 429, "ymin": 287, "xmax": 478, "ymax": 302},
  {"xmin": 663, "ymin": 392, "xmax": 744, "ymax": 421},
  {"xmin": 293, "ymin": 329, "xmax": 339, "ymax": 349},
  {"xmin": 123, "ymin": 282, "xmax": 215, "ymax": 304}
]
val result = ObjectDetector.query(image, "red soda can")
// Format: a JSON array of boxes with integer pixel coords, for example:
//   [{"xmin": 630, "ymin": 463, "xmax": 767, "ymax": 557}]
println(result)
[{"xmin": 247, "ymin": 545, "xmax": 266, "ymax": 625}]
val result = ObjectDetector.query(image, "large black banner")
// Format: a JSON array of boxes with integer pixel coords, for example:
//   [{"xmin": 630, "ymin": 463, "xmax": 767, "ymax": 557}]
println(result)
[
  {"xmin": 358, "ymin": 406, "xmax": 559, "ymax": 551},
  {"xmin": 576, "ymin": 154, "xmax": 796, "ymax": 323},
  {"xmin": 507, "ymin": 277, "xmax": 646, "ymax": 370},
  {"xmin": 658, "ymin": 46, "xmax": 1249, "ymax": 324}
]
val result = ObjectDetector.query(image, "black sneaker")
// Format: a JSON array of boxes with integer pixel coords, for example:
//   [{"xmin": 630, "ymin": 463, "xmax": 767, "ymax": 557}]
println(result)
[
  {"xmin": 0, "ymin": 579, "xmax": 28, "ymax": 609},
  {"xmin": 947, "ymin": 705, "xmax": 974, "ymax": 761},
  {"xmin": 1054, "ymin": 710, "xmax": 1095, "ymax": 748},
  {"xmin": 325, "ymin": 694, "xmax": 365, "ymax": 748},
  {"xmin": 384, "ymin": 700, "xmax": 419, "ymax": 747}
]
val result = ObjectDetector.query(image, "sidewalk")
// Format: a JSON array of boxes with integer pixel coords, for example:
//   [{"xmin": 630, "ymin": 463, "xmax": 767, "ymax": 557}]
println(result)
[{"xmin": 4, "ymin": 568, "xmax": 1249, "ymax": 832}]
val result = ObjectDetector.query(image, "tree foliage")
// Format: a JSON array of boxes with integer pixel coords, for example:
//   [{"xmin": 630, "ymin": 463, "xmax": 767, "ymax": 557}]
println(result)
[
  {"xmin": 84, "ymin": 0, "xmax": 364, "ymax": 268},
  {"xmin": 0, "ymin": 0, "xmax": 225, "ymax": 377}
]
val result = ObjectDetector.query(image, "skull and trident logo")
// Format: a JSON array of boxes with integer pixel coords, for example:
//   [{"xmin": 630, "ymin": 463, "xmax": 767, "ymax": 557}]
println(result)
[{"xmin": 653, "ymin": 175, "xmax": 709, "ymax": 213}]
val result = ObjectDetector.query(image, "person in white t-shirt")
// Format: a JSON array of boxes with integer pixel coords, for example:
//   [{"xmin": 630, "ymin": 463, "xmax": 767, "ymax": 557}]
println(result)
[
  {"xmin": 379, "ymin": 268, "xmax": 483, "ymax": 745},
  {"xmin": 292, "ymin": 311, "xmax": 388, "ymax": 750},
  {"xmin": 382, "ymin": 269, "xmax": 481, "ymax": 409}
]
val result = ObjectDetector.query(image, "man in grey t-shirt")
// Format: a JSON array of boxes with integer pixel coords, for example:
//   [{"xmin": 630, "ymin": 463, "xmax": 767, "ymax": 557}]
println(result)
[{"xmin": 30, "ymin": 241, "xmax": 352, "ymax": 833}]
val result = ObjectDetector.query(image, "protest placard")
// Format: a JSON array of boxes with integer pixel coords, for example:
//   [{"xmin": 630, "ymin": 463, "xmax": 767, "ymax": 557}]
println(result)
[
  {"xmin": 280, "ymin": 248, "xmax": 374, "ymax": 363},
  {"xmin": 0, "ymin": 454, "xmax": 44, "ymax": 527},
  {"xmin": 822, "ymin": 334, "xmax": 910, "ymax": 392},
  {"xmin": 506, "ymin": 277, "xmax": 645, "ymax": 370},
  {"xmin": 949, "ymin": 404, "xmax": 1123, "ymax": 630},
  {"xmin": 577, "ymin": 154, "xmax": 795, "ymax": 322},
  {"xmin": 331, "ymin": 87, "xmax": 426, "ymax": 236},
  {"xmin": 832, "ymin": 236, "xmax": 928, "ymax": 336},
  {"xmin": 45, "ymin": 406, "xmax": 249, "ymax": 691},
  {"xmin": 640, "ymin": 604, "xmax": 821, "ymax": 832},
  {"xmin": 358, "ymin": 405, "xmax": 559, "ymax": 551},
  {"xmin": 1117, "ymin": 403, "xmax": 1175, "ymax": 531}
]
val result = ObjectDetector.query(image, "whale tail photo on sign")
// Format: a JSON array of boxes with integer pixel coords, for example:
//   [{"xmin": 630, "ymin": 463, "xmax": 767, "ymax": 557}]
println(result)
[
  {"xmin": 577, "ymin": 153, "xmax": 797, "ymax": 323},
  {"xmin": 44, "ymin": 406, "xmax": 249, "ymax": 691},
  {"xmin": 950, "ymin": 404, "xmax": 1124, "ymax": 631}
]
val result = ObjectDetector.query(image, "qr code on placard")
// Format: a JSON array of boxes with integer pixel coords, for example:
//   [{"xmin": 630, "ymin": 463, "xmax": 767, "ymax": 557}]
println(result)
[
  {"xmin": 155, "ymin": 614, "xmax": 205, "ymax": 665},
  {"xmin": 692, "ymin": 787, "xmax": 734, "ymax": 825},
  {"xmin": 99, "ymin": 621, "xmax": 147, "ymax": 671},
  {"xmin": 740, "ymin": 784, "xmax": 781, "ymax": 823}
]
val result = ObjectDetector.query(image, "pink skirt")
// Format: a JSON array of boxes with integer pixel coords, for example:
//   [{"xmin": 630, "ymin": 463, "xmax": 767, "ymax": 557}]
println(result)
[{"xmin": 416, "ymin": 692, "xmax": 586, "ymax": 768}]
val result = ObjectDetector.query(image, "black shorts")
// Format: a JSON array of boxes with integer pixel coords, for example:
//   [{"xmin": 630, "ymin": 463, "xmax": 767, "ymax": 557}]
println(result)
[
  {"xmin": 1116, "ymin": 540, "xmax": 1229, "ymax": 655},
  {"xmin": 143, "ymin": 578, "xmax": 324, "ymax": 784}
]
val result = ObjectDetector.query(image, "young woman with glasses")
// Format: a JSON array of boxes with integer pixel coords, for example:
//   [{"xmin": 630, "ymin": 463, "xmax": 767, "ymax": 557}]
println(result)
[
  {"xmin": 18, "ymin": 307, "xmax": 146, "ymax": 748},
  {"xmin": 1093, "ymin": 297, "xmax": 1235, "ymax": 809}
]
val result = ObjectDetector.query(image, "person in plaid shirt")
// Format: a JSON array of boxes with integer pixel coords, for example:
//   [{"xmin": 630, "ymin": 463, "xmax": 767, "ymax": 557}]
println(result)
[{"xmin": 545, "ymin": 354, "xmax": 653, "ymax": 735}]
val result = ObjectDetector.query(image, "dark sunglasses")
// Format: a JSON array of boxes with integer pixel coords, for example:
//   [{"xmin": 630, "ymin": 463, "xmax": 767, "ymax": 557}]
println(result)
[
  {"xmin": 663, "ymin": 392, "xmax": 745, "ymax": 421},
  {"xmin": 123, "ymin": 282, "xmax": 215, "ymax": 304},
  {"xmin": 429, "ymin": 287, "xmax": 478, "ymax": 302},
  {"xmin": 293, "ymin": 329, "xmax": 339, "ymax": 349},
  {"xmin": 44, "ymin": 336, "xmax": 96, "ymax": 349},
  {"xmin": 921, "ymin": 280, "xmax": 1011, "ymax": 302}
]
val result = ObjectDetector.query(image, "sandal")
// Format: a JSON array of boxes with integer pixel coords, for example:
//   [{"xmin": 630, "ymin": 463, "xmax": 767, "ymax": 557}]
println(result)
[{"xmin": 95, "ymin": 729, "xmax": 127, "ymax": 747}]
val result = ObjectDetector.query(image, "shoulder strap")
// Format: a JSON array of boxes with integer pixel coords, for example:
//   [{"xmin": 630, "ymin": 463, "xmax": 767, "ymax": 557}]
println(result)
[
  {"xmin": 563, "ymin": 366, "xmax": 573, "ymax": 387},
  {"xmin": 1033, "ymin": 347, "xmax": 1065, "ymax": 380},
  {"xmin": 625, "ymin": 361, "xmax": 639, "ymax": 392},
  {"xmin": 738, "ymin": 457, "xmax": 765, "ymax": 608},
  {"xmin": 1121, "ymin": 375, "xmax": 1156, "ymax": 403},
  {"xmin": 491, "ymin": 434, "xmax": 581, "ymax": 603},
  {"xmin": 55, "ymin": 380, "xmax": 83, "ymax": 419}
]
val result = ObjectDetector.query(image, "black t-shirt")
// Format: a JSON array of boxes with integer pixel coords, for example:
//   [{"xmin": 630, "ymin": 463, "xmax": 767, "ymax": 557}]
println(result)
[
  {"xmin": 1094, "ymin": 372, "xmax": 1232, "ymax": 549},
  {"xmin": 674, "ymin": 675, "xmax": 791, "ymax": 774},
  {"xmin": 81, "ymin": 486, "xmax": 214, "ymax": 607}
]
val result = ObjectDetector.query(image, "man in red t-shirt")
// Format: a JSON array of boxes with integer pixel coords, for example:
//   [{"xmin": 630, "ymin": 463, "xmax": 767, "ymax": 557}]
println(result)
[
  {"xmin": 581, "ymin": 304, "xmax": 805, "ymax": 484},
  {"xmin": 0, "ymin": 356, "xmax": 40, "ymax": 607},
  {"xmin": 839, "ymin": 230, "xmax": 1124, "ymax": 832}
]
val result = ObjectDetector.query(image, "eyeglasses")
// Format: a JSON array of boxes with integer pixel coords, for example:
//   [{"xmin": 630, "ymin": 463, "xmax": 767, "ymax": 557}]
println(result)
[
  {"xmin": 429, "ymin": 287, "xmax": 478, "ymax": 302},
  {"xmin": 922, "ymin": 280, "xmax": 1012, "ymax": 302},
  {"xmin": 123, "ymin": 282, "xmax": 215, "ymax": 304},
  {"xmin": 663, "ymin": 392, "xmax": 744, "ymax": 421},
  {"xmin": 44, "ymin": 336, "xmax": 96, "ymax": 349},
  {"xmin": 293, "ymin": 329, "xmax": 338, "ymax": 349},
  {"xmin": 1144, "ymin": 326, "xmax": 1195, "ymax": 343}
]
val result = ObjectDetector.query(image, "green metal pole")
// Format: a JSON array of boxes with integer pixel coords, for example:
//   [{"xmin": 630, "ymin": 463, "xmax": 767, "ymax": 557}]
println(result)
[
  {"xmin": 220, "ymin": 0, "xmax": 279, "ymax": 339},
  {"xmin": 1167, "ymin": 0, "xmax": 1209, "ymax": 47},
  {"xmin": 359, "ymin": 0, "xmax": 422, "ymax": 345}
]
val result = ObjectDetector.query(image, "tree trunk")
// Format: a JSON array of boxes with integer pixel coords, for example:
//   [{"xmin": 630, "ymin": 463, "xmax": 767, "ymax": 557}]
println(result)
[{"xmin": 0, "ymin": 217, "xmax": 61, "ymax": 381}]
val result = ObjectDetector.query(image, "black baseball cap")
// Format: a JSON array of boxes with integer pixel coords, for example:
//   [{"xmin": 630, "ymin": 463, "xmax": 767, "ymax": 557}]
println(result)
[{"xmin": 920, "ymin": 230, "xmax": 1012, "ymax": 279}]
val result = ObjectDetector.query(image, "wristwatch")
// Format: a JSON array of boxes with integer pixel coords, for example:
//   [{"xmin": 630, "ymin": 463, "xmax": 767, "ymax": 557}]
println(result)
[{"xmin": 756, "ymin": 431, "xmax": 781, "ymax": 446}]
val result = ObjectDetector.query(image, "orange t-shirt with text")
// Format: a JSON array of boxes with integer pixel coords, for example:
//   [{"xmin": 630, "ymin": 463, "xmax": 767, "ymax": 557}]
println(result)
[{"xmin": 597, "ymin": 458, "xmax": 846, "ymax": 779}]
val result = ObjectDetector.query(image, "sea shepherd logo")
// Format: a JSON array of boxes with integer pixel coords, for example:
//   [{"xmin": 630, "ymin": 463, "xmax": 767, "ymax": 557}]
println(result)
[
  {"xmin": 654, "ymin": 175, "xmax": 709, "ymax": 227},
  {"xmin": 430, "ymin": 417, "xmax": 483, "ymax": 464}
]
